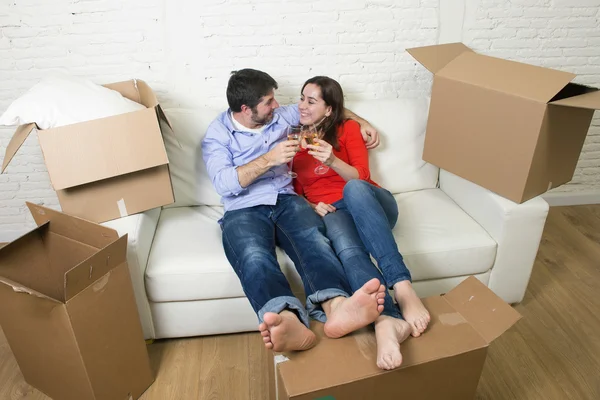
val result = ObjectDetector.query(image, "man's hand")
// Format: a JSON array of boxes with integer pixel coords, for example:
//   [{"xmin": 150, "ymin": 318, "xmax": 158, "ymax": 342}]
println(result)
[
  {"xmin": 237, "ymin": 139, "xmax": 299, "ymax": 188},
  {"xmin": 360, "ymin": 123, "xmax": 380, "ymax": 149},
  {"xmin": 314, "ymin": 202, "xmax": 336, "ymax": 217},
  {"xmin": 264, "ymin": 139, "xmax": 299, "ymax": 167},
  {"xmin": 343, "ymin": 108, "xmax": 380, "ymax": 149}
]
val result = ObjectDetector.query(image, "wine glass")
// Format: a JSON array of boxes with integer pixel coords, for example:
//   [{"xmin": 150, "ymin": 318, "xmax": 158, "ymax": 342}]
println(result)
[
  {"xmin": 283, "ymin": 125, "xmax": 302, "ymax": 178},
  {"xmin": 303, "ymin": 124, "xmax": 330, "ymax": 175}
]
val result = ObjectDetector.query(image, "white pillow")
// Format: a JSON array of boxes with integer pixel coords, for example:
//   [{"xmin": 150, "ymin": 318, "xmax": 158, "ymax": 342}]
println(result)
[
  {"xmin": 0, "ymin": 75, "xmax": 145, "ymax": 129},
  {"xmin": 345, "ymin": 97, "xmax": 439, "ymax": 194}
]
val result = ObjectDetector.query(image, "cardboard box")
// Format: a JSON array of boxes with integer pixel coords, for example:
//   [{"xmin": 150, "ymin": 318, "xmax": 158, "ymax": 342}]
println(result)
[
  {"xmin": 407, "ymin": 42, "xmax": 600, "ymax": 203},
  {"xmin": 0, "ymin": 203, "xmax": 154, "ymax": 400},
  {"xmin": 271, "ymin": 277, "xmax": 521, "ymax": 400},
  {"xmin": 1, "ymin": 79, "xmax": 176, "ymax": 223}
]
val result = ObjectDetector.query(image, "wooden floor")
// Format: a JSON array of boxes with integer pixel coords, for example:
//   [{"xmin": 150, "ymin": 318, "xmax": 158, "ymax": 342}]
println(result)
[{"xmin": 1, "ymin": 205, "xmax": 599, "ymax": 399}]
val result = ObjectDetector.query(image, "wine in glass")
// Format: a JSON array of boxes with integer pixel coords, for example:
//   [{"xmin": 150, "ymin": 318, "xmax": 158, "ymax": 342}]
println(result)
[
  {"xmin": 303, "ymin": 124, "xmax": 330, "ymax": 175},
  {"xmin": 283, "ymin": 125, "xmax": 302, "ymax": 178}
]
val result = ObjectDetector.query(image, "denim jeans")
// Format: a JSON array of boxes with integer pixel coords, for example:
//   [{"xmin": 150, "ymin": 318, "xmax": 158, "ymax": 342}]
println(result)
[
  {"xmin": 323, "ymin": 180, "xmax": 412, "ymax": 319},
  {"xmin": 220, "ymin": 194, "xmax": 352, "ymax": 327}
]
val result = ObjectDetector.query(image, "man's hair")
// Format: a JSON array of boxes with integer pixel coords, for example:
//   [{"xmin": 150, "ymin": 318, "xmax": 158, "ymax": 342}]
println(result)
[{"xmin": 226, "ymin": 69, "xmax": 278, "ymax": 112}]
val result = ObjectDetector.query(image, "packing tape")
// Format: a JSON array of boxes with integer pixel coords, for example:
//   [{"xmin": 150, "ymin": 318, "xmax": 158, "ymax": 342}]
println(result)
[
  {"xmin": 438, "ymin": 312, "xmax": 468, "ymax": 326},
  {"xmin": 274, "ymin": 354, "xmax": 290, "ymax": 400},
  {"xmin": 117, "ymin": 199, "xmax": 128, "ymax": 218}
]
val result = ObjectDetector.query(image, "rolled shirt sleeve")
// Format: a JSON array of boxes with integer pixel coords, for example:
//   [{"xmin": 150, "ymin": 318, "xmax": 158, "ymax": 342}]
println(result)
[
  {"xmin": 275, "ymin": 104, "xmax": 300, "ymax": 126},
  {"xmin": 201, "ymin": 121, "xmax": 245, "ymax": 197}
]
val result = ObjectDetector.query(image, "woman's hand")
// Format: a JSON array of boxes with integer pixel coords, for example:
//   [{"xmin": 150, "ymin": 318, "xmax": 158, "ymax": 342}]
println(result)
[
  {"xmin": 308, "ymin": 139, "xmax": 336, "ymax": 166},
  {"xmin": 314, "ymin": 202, "xmax": 336, "ymax": 217}
]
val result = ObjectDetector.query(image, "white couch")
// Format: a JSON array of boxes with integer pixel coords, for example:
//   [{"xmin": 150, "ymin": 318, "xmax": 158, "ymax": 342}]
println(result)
[{"xmin": 103, "ymin": 98, "xmax": 550, "ymax": 340}]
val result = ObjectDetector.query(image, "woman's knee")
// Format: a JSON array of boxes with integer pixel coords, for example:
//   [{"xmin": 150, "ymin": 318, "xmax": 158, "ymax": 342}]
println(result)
[{"xmin": 343, "ymin": 179, "xmax": 371, "ymax": 199}]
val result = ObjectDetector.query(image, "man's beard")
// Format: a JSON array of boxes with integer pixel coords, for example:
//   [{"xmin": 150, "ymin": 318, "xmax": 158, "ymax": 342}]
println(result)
[{"xmin": 251, "ymin": 108, "xmax": 273, "ymax": 126}]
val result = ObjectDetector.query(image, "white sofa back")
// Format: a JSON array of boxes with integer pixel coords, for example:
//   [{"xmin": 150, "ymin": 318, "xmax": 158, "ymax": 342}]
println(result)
[{"xmin": 162, "ymin": 97, "xmax": 438, "ymax": 208}]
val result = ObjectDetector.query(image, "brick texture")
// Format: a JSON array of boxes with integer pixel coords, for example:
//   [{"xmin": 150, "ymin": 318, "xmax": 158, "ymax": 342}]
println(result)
[{"xmin": 0, "ymin": 0, "xmax": 599, "ymax": 238}]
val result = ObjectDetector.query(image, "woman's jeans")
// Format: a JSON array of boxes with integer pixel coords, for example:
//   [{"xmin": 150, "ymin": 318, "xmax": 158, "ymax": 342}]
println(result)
[
  {"xmin": 220, "ymin": 194, "xmax": 353, "ymax": 327},
  {"xmin": 324, "ymin": 180, "xmax": 412, "ymax": 319}
]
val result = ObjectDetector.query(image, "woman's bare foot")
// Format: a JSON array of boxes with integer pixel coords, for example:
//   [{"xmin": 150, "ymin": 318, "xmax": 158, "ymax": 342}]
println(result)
[
  {"xmin": 374, "ymin": 315, "xmax": 412, "ymax": 370},
  {"xmin": 393, "ymin": 280, "xmax": 430, "ymax": 337},
  {"xmin": 258, "ymin": 310, "xmax": 317, "ymax": 352},
  {"xmin": 323, "ymin": 278, "xmax": 386, "ymax": 339}
]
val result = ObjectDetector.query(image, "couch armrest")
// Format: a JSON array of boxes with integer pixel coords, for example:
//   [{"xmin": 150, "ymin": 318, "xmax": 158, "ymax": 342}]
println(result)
[
  {"xmin": 439, "ymin": 170, "xmax": 549, "ymax": 303},
  {"xmin": 102, "ymin": 207, "xmax": 162, "ymax": 339}
]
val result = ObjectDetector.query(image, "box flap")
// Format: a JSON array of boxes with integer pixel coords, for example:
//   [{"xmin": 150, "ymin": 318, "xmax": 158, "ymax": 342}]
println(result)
[
  {"xmin": 157, "ymin": 104, "xmax": 174, "ymax": 132},
  {"xmin": 438, "ymin": 52, "xmax": 575, "ymax": 102},
  {"xmin": 550, "ymin": 89, "xmax": 600, "ymax": 111},
  {"xmin": 38, "ymin": 107, "xmax": 169, "ymax": 190},
  {"xmin": 64, "ymin": 234, "xmax": 128, "ymax": 301},
  {"xmin": 135, "ymin": 79, "xmax": 159, "ymax": 108},
  {"xmin": 443, "ymin": 276, "xmax": 522, "ymax": 344},
  {"xmin": 1, "ymin": 123, "xmax": 36, "ymax": 173},
  {"xmin": 26, "ymin": 202, "xmax": 118, "ymax": 247},
  {"xmin": 0, "ymin": 276, "xmax": 61, "ymax": 303},
  {"xmin": 407, "ymin": 42, "xmax": 473, "ymax": 74}
]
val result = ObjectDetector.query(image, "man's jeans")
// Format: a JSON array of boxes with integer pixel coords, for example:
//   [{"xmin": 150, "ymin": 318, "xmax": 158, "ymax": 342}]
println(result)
[
  {"xmin": 220, "ymin": 194, "xmax": 352, "ymax": 327},
  {"xmin": 324, "ymin": 180, "xmax": 412, "ymax": 319}
]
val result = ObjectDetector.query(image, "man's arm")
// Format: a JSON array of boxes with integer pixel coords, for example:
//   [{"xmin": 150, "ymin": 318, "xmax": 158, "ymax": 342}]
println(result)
[
  {"xmin": 343, "ymin": 108, "xmax": 380, "ymax": 149},
  {"xmin": 237, "ymin": 139, "xmax": 299, "ymax": 187},
  {"xmin": 203, "ymin": 134, "xmax": 300, "ymax": 194}
]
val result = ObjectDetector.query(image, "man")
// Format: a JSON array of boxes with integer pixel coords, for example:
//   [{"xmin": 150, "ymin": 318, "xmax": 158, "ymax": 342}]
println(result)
[{"xmin": 202, "ymin": 69, "xmax": 383, "ymax": 352}]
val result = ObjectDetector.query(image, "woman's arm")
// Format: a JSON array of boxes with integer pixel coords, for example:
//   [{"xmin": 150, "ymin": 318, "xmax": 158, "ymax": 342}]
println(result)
[{"xmin": 308, "ymin": 121, "xmax": 370, "ymax": 182}]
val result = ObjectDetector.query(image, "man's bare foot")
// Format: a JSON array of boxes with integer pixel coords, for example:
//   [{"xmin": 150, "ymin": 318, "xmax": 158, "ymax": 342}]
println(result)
[
  {"xmin": 393, "ymin": 280, "xmax": 430, "ymax": 337},
  {"xmin": 323, "ymin": 278, "xmax": 386, "ymax": 339},
  {"xmin": 374, "ymin": 315, "xmax": 411, "ymax": 370},
  {"xmin": 258, "ymin": 310, "xmax": 317, "ymax": 352}
]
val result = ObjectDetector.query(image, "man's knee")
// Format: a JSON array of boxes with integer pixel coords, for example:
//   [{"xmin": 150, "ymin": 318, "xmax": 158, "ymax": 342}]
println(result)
[{"xmin": 239, "ymin": 247, "xmax": 277, "ymax": 276}]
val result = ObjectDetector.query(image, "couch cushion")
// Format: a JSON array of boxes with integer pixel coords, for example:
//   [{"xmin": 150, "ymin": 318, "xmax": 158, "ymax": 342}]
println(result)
[
  {"xmin": 394, "ymin": 189, "xmax": 497, "ymax": 281},
  {"xmin": 145, "ymin": 189, "xmax": 496, "ymax": 303},
  {"xmin": 162, "ymin": 108, "xmax": 222, "ymax": 208},
  {"xmin": 345, "ymin": 98, "xmax": 439, "ymax": 194},
  {"xmin": 145, "ymin": 206, "xmax": 303, "ymax": 303}
]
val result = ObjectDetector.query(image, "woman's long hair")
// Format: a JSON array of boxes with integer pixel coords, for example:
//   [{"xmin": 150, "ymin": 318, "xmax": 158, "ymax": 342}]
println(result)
[{"xmin": 301, "ymin": 76, "xmax": 346, "ymax": 151}]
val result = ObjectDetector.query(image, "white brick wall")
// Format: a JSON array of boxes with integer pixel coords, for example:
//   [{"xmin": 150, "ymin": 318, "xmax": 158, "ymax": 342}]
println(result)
[
  {"xmin": 0, "ymin": 0, "xmax": 167, "ymax": 239},
  {"xmin": 0, "ymin": 0, "xmax": 599, "ymax": 239}
]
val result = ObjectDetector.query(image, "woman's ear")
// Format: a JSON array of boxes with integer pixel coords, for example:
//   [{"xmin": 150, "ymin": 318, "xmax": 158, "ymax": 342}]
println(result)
[{"xmin": 325, "ymin": 106, "xmax": 332, "ymax": 117}]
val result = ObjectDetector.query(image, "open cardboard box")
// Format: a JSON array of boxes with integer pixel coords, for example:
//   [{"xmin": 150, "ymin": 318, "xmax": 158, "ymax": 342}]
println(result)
[
  {"xmin": 0, "ymin": 203, "xmax": 154, "ymax": 400},
  {"xmin": 408, "ymin": 42, "xmax": 600, "ymax": 203},
  {"xmin": 1, "ymin": 79, "xmax": 176, "ymax": 223},
  {"xmin": 270, "ymin": 276, "xmax": 521, "ymax": 400}
]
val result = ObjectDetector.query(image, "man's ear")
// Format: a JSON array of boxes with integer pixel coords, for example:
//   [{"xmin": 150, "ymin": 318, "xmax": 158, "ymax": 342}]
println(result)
[{"xmin": 240, "ymin": 104, "xmax": 251, "ymax": 115}]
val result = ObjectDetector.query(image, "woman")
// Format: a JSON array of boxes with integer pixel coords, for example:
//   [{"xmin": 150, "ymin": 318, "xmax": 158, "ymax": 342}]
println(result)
[{"xmin": 292, "ymin": 76, "xmax": 431, "ymax": 370}]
